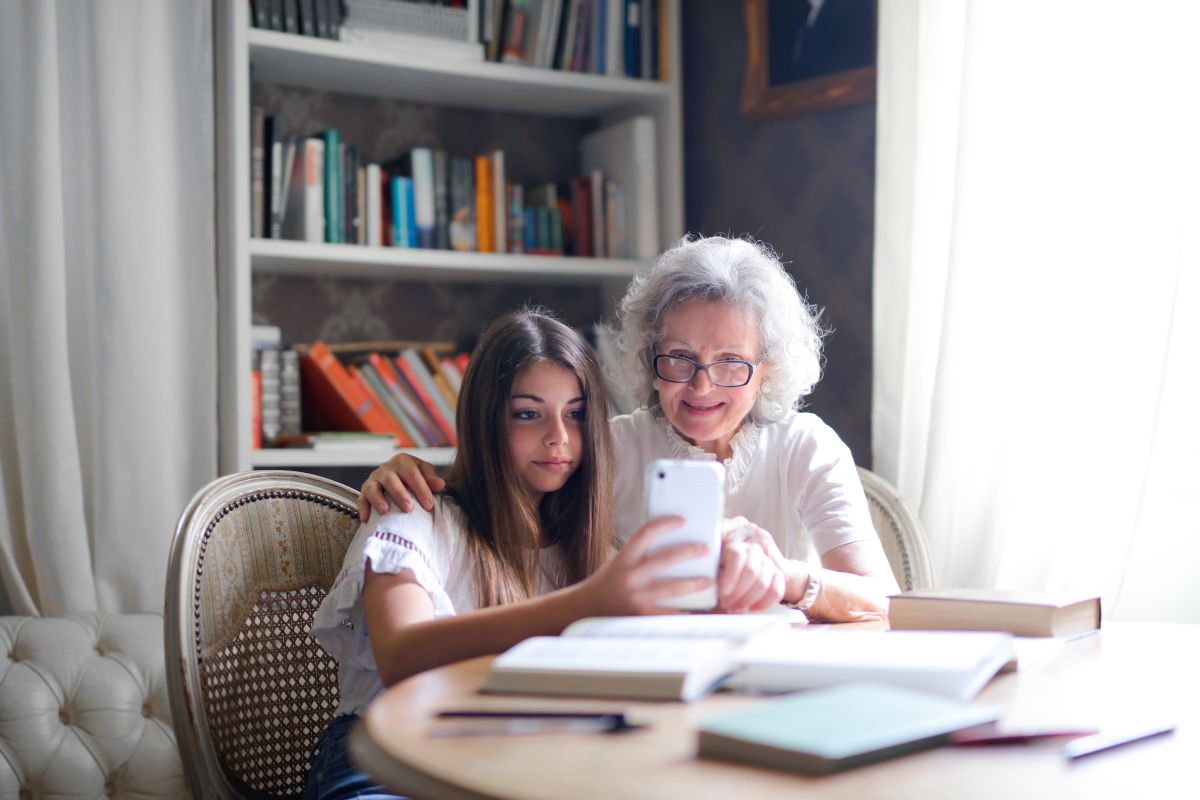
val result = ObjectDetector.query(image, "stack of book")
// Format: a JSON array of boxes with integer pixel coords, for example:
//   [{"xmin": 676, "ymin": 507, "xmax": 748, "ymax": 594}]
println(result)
[
  {"xmin": 296, "ymin": 340, "xmax": 469, "ymax": 449},
  {"xmin": 251, "ymin": 324, "xmax": 302, "ymax": 448}
]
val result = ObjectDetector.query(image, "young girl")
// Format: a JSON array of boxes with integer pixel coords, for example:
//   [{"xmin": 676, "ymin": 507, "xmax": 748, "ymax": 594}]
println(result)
[{"xmin": 303, "ymin": 309, "xmax": 713, "ymax": 800}]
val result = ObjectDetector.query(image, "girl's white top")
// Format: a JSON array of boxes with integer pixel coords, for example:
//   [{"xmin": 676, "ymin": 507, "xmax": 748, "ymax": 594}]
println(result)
[{"xmin": 310, "ymin": 497, "xmax": 564, "ymax": 716}]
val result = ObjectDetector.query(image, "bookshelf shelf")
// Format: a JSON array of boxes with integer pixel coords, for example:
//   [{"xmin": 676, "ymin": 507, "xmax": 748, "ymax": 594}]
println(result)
[
  {"xmin": 252, "ymin": 446, "xmax": 456, "ymax": 469},
  {"xmin": 248, "ymin": 28, "xmax": 671, "ymax": 117},
  {"xmin": 217, "ymin": 0, "xmax": 683, "ymax": 473},
  {"xmin": 251, "ymin": 238, "xmax": 645, "ymax": 282}
]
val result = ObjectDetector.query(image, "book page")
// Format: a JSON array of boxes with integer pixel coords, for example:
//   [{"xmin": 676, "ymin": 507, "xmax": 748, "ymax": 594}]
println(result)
[
  {"xmin": 562, "ymin": 614, "xmax": 791, "ymax": 642},
  {"xmin": 493, "ymin": 636, "xmax": 734, "ymax": 673}
]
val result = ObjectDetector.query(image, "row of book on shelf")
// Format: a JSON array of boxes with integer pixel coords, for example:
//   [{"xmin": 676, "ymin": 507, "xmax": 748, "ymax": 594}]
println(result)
[
  {"xmin": 251, "ymin": 111, "xmax": 635, "ymax": 259},
  {"xmin": 250, "ymin": 0, "xmax": 669, "ymax": 81},
  {"xmin": 251, "ymin": 327, "xmax": 469, "ymax": 450}
]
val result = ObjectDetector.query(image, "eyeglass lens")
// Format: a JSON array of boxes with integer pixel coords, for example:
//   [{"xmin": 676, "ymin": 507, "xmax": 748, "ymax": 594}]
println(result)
[{"xmin": 655, "ymin": 355, "xmax": 751, "ymax": 387}]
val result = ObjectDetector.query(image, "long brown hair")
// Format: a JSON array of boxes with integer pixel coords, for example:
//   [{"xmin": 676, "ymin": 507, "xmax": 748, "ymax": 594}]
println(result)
[{"xmin": 444, "ymin": 308, "xmax": 614, "ymax": 607}]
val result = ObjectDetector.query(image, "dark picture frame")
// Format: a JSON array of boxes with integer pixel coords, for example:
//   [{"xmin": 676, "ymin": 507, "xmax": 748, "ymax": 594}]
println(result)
[{"xmin": 741, "ymin": 0, "xmax": 877, "ymax": 121}]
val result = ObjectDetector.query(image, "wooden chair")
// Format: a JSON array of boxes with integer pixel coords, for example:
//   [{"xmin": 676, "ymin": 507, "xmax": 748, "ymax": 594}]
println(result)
[
  {"xmin": 858, "ymin": 467, "xmax": 935, "ymax": 590},
  {"xmin": 165, "ymin": 470, "xmax": 360, "ymax": 799}
]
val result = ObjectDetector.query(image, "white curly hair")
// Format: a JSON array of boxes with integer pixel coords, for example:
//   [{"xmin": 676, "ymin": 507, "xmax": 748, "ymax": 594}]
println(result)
[{"xmin": 614, "ymin": 235, "xmax": 825, "ymax": 424}]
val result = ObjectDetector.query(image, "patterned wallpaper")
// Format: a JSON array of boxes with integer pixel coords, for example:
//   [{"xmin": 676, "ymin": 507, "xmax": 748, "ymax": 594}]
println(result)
[
  {"xmin": 681, "ymin": 3, "xmax": 876, "ymax": 466},
  {"xmin": 251, "ymin": 83, "xmax": 608, "ymax": 349}
]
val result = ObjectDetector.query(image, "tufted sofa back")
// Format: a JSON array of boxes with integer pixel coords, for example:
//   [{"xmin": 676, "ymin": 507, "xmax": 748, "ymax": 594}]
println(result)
[{"xmin": 0, "ymin": 613, "xmax": 188, "ymax": 799}]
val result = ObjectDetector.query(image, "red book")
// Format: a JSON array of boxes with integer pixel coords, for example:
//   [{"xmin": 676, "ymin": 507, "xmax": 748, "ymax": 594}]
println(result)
[
  {"xmin": 300, "ymin": 341, "xmax": 396, "ymax": 434},
  {"xmin": 367, "ymin": 352, "xmax": 435, "ymax": 447},
  {"xmin": 394, "ymin": 355, "xmax": 457, "ymax": 446},
  {"xmin": 571, "ymin": 176, "xmax": 592, "ymax": 257},
  {"xmin": 454, "ymin": 351, "xmax": 470, "ymax": 377}
]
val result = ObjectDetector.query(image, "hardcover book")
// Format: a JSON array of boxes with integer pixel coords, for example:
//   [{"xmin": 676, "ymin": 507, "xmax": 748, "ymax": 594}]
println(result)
[
  {"xmin": 484, "ymin": 614, "xmax": 793, "ymax": 702},
  {"xmin": 698, "ymin": 683, "xmax": 1000, "ymax": 775},
  {"xmin": 887, "ymin": 589, "xmax": 1102, "ymax": 638},
  {"xmin": 299, "ymin": 341, "xmax": 396, "ymax": 435}
]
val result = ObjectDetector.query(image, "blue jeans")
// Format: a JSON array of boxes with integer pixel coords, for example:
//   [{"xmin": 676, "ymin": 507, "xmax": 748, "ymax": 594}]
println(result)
[{"xmin": 303, "ymin": 714, "xmax": 407, "ymax": 800}]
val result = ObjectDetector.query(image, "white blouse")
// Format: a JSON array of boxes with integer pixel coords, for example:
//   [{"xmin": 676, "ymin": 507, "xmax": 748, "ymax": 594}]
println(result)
[
  {"xmin": 310, "ymin": 497, "xmax": 564, "ymax": 716},
  {"xmin": 610, "ymin": 408, "xmax": 873, "ymax": 561}
]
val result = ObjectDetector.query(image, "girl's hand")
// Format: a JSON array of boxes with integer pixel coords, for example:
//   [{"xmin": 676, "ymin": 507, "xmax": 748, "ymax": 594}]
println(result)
[
  {"xmin": 358, "ymin": 454, "xmax": 446, "ymax": 521},
  {"xmin": 573, "ymin": 517, "xmax": 715, "ymax": 617}
]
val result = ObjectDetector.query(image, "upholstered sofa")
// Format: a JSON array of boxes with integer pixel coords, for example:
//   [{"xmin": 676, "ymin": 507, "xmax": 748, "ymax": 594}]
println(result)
[{"xmin": 0, "ymin": 613, "xmax": 188, "ymax": 799}]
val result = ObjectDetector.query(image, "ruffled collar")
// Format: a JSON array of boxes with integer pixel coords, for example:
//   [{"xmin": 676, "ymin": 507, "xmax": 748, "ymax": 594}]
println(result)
[{"xmin": 655, "ymin": 413, "xmax": 761, "ymax": 492}]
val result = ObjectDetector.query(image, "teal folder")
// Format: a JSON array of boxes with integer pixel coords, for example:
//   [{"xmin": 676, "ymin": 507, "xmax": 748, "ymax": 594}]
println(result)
[{"xmin": 698, "ymin": 683, "xmax": 1000, "ymax": 775}]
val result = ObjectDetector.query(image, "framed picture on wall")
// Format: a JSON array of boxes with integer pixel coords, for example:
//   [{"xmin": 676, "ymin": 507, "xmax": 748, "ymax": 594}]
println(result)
[{"xmin": 741, "ymin": 0, "xmax": 877, "ymax": 121}]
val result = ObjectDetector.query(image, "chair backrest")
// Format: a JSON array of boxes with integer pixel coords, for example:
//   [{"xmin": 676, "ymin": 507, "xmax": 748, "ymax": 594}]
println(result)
[
  {"xmin": 165, "ymin": 470, "xmax": 360, "ymax": 800},
  {"xmin": 857, "ymin": 467, "xmax": 935, "ymax": 591}
]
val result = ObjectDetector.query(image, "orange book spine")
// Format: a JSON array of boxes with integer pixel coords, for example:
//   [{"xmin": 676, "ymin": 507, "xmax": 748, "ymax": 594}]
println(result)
[
  {"xmin": 300, "ymin": 341, "xmax": 391, "ymax": 434},
  {"xmin": 251, "ymin": 368, "xmax": 263, "ymax": 449},
  {"xmin": 394, "ymin": 355, "xmax": 457, "ymax": 446},
  {"xmin": 475, "ymin": 155, "xmax": 494, "ymax": 252},
  {"xmin": 349, "ymin": 364, "xmax": 412, "ymax": 445}
]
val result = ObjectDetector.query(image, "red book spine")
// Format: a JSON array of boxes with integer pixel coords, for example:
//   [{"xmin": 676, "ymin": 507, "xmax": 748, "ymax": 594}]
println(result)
[{"xmin": 394, "ymin": 355, "xmax": 457, "ymax": 446}]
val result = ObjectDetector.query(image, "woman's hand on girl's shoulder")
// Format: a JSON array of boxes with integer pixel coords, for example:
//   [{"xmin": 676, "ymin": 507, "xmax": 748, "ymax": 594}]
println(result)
[
  {"xmin": 358, "ymin": 454, "xmax": 446, "ymax": 521},
  {"xmin": 571, "ymin": 517, "xmax": 714, "ymax": 617}
]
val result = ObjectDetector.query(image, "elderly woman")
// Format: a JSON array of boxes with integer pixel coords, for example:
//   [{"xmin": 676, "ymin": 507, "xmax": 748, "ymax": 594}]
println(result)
[{"xmin": 360, "ymin": 236, "xmax": 898, "ymax": 620}]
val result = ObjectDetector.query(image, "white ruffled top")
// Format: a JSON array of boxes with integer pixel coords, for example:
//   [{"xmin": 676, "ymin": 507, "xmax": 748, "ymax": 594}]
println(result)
[
  {"xmin": 310, "ymin": 497, "xmax": 564, "ymax": 716},
  {"xmin": 609, "ymin": 408, "xmax": 874, "ymax": 562}
]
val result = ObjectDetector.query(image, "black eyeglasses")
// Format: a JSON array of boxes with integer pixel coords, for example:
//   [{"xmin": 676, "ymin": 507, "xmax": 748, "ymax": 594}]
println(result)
[{"xmin": 652, "ymin": 353, "xmax": 765, "ymax": 388}]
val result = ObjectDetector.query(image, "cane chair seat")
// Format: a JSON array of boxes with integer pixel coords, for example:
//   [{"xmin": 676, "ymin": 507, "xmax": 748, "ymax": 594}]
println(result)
[
  {"xmin": 858, "ymin": 467, "xmax": 935, "ymax": 591},
  {"xmin": 165, "ymin": 471, "xmax": 360, "ymax": 799}
]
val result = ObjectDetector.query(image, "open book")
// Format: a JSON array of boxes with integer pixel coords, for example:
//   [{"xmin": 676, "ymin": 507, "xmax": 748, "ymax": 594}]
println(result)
[
  {"xmin": 725, "ymin": 629, "xmax": 1017, "ymax": 701},
  {"xmin": 483, "ymin": 614, "xmax": 794, "ymax": 702}
]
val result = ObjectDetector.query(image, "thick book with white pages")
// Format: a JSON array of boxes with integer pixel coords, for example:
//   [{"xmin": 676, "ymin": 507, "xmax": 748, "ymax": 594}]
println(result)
[
  {"xmin": 483, "ymin": 614, "xmax": 794, "ymax": 703},
  {"xmin": 725, "ymin": 629, "xmax": 1017, "ymax": 702}
]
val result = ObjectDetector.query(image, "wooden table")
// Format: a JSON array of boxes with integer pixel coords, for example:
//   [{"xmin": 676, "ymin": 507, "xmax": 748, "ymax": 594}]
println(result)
[{"xmin": 350, "ymin": 623, "xmax": 1197, "ymax": 799}]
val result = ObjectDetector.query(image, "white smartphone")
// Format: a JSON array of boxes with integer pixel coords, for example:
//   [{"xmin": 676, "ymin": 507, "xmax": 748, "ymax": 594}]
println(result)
[{"xmin": 643, "ymin": 459, "xmax": 726, "ymax": 611}]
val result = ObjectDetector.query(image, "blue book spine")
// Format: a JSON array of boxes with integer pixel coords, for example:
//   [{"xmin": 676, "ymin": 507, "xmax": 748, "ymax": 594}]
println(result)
[
  {"xmin": 405, "ymin": 179, "xmax": 417, "ymax": 249},
  {"xmin": 391, "ymin": 176, "xmax": 406, "ymax": 248},
  {"xmin": 624, "ymin": 0, "xmax": 641, "ymax": 78}
]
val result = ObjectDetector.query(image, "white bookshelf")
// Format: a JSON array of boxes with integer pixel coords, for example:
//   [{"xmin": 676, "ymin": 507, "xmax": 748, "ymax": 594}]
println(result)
[
  {"xmin": 251, "ymin": 446, "xmax": 456, "ymax": 469},
  {"xmin": 251, "ymin": 239, "xmax": 644, "ymax": 282},
  {"xmin": 215, "ymin": 0, "xmax": 684, "ymax": 473}
]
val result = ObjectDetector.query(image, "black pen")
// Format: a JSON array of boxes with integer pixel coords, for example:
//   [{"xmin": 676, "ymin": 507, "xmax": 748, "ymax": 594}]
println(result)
[{"xmin": 432, "ymin": 710, "xmax": 642, "ymax": 736}]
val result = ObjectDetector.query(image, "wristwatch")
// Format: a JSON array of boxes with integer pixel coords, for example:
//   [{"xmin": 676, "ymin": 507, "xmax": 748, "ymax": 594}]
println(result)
[{"xmin": 795, "ymin": 569, "xmax": 821, "ymax": 616}]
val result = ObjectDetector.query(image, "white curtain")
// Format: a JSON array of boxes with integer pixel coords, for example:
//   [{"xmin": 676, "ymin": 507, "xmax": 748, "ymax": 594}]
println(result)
[
  {"xmin": 874, "ymin": 0, "xmax": 1200, "ymax": 621},
  {"xmin": 0, "ymin": 1, "xmax": 217, "ymax": 614}
]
